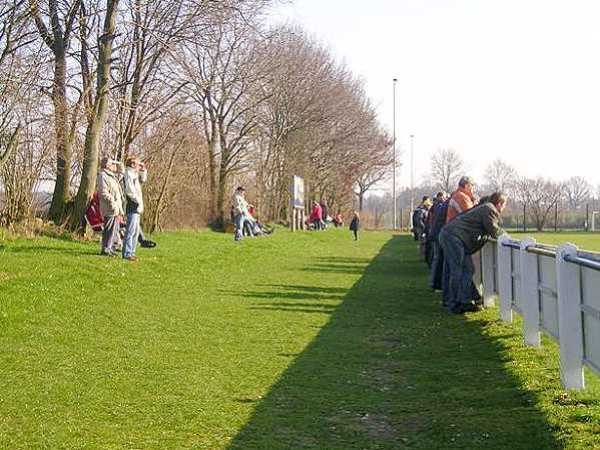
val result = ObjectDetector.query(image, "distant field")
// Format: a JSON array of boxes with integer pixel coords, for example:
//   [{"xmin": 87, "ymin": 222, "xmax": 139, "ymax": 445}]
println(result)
[{"xmin": 507, "ymin": 231, "xmax": 600, "ymax": 252}]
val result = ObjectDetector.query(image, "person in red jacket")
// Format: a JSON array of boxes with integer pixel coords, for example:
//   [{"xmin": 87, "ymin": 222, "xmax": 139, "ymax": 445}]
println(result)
[
  {"xmin": 446, "ymin": 176, "xmax": 476, "ymax": 223},
  {"xmin": 308, "ymin": 201, "xmax": 323, "ymax": 230}
]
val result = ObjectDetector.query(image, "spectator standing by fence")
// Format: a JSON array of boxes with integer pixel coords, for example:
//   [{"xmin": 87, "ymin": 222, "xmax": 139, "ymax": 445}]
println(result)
[
  {"xmin": 122, "ymin": 156, "xmax": 147, "ymax": 261},
  {"xmin": 412, "ymin": 196, "xmax": 431, "ymax": 241},
  {"xmin": 98, "ymin": 157, "xmax": 125, "ymax": 257},
  {"xmin": 438, "ymin": 192, "xmax": 507, "ymax": 313},
  {"xmin": 446, "ymin": 176, "xmax": 476, "ymax": 223},
  {"xmin": 428, "ymin": 192, "xmax": 448, "ymax": 290}
]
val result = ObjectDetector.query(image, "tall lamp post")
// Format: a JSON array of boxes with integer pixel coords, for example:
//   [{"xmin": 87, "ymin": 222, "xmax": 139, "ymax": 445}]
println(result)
[
  {"xmin": 409, "ymin": 134, "xmax": 415, "ymax": 215},
  {"xmin": 392, "ymin": 78, "xmax": 398, "ymax": 230}
]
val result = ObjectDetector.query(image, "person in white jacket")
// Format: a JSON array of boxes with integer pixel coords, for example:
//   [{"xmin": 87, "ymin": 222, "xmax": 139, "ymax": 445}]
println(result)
[
  {"xmin": 97, "ymin": 157, "xmax": 125, "ymax": 256},
  {"xmin": 122, "ymin": 156, "xmax": 147, "ymax": 261}
]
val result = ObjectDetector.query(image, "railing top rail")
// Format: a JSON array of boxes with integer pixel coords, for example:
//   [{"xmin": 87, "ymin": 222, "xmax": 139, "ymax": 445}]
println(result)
[
  {"xmin": 502, "ymin": 240, "xmax": 521, "ymax": 250},
  {"xmin": 564, "ymin": 254, "xmax": 600, "ymax": 272},
  {"xmin": 577, "ymin": 249, "xmax": 600, "ymax": 262},
  {"xmin": 527, "ymin": 247, "xmax": 556, "ymax": 258}
]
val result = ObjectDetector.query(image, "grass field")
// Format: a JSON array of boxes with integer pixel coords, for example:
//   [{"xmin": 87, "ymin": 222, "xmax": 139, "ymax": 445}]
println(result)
[{"xmin": 0, "ymin": 228, "xmax": 599, "ymax": 449}]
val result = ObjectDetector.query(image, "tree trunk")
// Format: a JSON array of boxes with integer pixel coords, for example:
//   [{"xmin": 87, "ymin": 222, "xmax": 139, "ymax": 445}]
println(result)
[
  {"xmin": 215, "ymin": 159, "xmax": 229, "ymax": 229},
  {"xmin": 48, "ymin": 50, "xmax": 73, "ymax": 224},
  {"xmin": 68, "ymin": 0, "xmax": 120, "ymax": 231},
  {"xmin": 207, "ymin": 137, "xmax": 218, "ymax": 222}
]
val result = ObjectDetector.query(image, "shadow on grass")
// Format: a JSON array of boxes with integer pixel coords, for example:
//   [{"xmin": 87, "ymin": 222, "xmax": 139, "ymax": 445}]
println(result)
[
  {"xmin": 0, "ymin": 244, "xmax": 97, "ymax": 256},
  {"xmin": 228, "ymin": 235, "xmax": 560, "ymax": 450}
]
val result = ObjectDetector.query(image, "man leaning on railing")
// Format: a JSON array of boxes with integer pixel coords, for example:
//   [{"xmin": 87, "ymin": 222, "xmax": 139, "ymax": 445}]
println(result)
[{"xmin": 438, "ymin": 192, "xmax": 508, "ymax": 314}]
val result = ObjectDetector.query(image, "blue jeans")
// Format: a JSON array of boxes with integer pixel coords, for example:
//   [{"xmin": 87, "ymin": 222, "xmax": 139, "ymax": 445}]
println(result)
[
  {"xmin": 234, "ymin": 214, "xmax": 244, "ymax": 241},
  {"xmin": 439, "ymin": 229, "xmax": 474, "ymax": 313},
  {"xmin": 123, "ymin": 212, "xmax": 141, "ymax": 258},
  {"xmin": 430, "ymin": 240, "xmax": 444, "ymax": 291}
]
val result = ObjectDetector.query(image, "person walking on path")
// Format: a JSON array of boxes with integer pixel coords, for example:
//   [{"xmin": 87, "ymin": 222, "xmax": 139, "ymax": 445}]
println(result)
[
  {"xmin": 349, "ymin": 211, "xmax": 360, "ymax": 241},
  {"xmin": 232, "ymin": 186, "xmax": 250, "ymax": 241},
  {"xmin": 98, "ymin": 157, "xmax": 125, "ymax": 256},
  {"xmin": 122, "ymin": 156, "xmax": 147, "ymax": 261},
  {"xmin": 438, "ymin": 192, "xmax": 507, "ymax": 314}
]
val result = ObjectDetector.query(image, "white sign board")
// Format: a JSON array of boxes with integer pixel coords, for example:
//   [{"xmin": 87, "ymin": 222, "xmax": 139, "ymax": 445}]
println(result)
[{"xmin": 292, "ymin": 175, "xmax": 304, "ymax": 209}]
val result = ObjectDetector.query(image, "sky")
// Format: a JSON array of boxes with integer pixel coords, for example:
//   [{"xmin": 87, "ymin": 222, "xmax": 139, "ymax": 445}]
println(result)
[{"xmin": 270, "ymin": 0, "xmax": 600, "ymax": 192}]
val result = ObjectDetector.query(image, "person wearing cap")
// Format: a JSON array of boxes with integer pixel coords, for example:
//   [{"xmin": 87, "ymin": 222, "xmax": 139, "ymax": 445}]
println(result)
[
  {"xmin": 412, "ymin": 196, "xmax": 432, "ymax": 241},
  {"xmin": 232, "ymin": 186, "xmax": 250, "ymax": 241},
  {"xmin": 446, "ymin": 176, "xmax": 476, "ymax": 224},
  {"xmin": 97, "ymin": 157, "xmax": 125, "ymax": 256},
  {"xmin": 122, "ymin": 156, "xmax": 147, "ymax": 261},
  {"xmin": 438, "ymin": 192, "xmax": 508, "ymax": 313}
]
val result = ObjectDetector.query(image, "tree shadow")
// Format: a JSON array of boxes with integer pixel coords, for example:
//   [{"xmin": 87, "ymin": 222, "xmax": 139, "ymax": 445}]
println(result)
[
  {"xmin": 0, "ymin": 244, "xmax": 98, "ymax": 256},
  {"xmin": 228, "ymin": 235, "xmax": 561, "ymax": 450}
]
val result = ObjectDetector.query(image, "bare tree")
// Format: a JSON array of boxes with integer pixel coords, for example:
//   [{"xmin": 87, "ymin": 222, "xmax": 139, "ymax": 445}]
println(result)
[
  {"xmin": 515, "ymin": 176, "xmax": 563, "ymax": 231},
  {"xmin": 68, "ymin": 0, "xmax": 120, "ymax": 231},
  {"xmin": 178, "ymin": 10, "xmax": 274, "ymax": 226},
  {"xmin": 564, "ymin": 176, "xmax": 592, "ymax": 210},
  {"xmin": 430, "ymin": 148, "xmax": 464, "ymax": 193},
  {"xmin": 0, "ymin": 0, "xmax": 38, "ymax": 168},
  {"xmin": 29, "ymin": 0, "xmax": 84, "ymax": 223},
  {"xmin": 483, "ymin": 159, "xmax": 517, "ymax": 194},
  {"xmin": 353, "ymin": 130, "xmax": 393, "ymax": 211}
]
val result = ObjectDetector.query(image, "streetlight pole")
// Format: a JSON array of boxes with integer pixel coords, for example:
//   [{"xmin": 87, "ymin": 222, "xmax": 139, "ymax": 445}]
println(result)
[
  {"xmin": 410, "ymin": 134, "xmax": 415, "ymax": 215},
  {"xmin": 392, "ymin": 78, "xmax": 397, "ymax": 230}
]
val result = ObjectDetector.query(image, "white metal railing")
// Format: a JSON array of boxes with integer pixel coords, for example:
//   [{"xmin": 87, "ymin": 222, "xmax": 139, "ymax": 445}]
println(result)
[{"xmin": 479, "ymin": 236, "xmax": 600, "ymax": 390}]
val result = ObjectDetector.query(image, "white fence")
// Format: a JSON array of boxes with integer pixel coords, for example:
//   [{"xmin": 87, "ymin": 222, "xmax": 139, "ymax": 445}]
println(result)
[{"xmin": 478, "ymin": 236, "xmax": 600, "ymax": 390}]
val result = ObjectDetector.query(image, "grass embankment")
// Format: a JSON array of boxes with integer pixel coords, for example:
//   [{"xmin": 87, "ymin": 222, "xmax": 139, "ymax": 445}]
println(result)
[{"xmin": 0, "ymin": 229, "xmax": 598, "ymax": 448}]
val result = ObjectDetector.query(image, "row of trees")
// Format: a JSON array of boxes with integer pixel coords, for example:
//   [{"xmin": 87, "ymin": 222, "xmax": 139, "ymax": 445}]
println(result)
[
  {"xmin": 361, "ymin": 149, "xmax": 600, "ymax": 231},
  {"xmin": 0, "ymin": 0, "xmax": 393, "ymax": 231}
]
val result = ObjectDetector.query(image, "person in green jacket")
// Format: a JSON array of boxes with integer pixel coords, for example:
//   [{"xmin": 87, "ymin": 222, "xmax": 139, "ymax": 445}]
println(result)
[{"xmin": 438, "ymin": 192, "xmax": 507, "ymax": 313}]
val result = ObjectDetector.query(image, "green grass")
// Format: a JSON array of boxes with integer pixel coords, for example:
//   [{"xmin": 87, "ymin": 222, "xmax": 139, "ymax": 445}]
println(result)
[
  {"xmin": 509, "ymin": 231, "xmax": 600, "ymax": 251},
  {"xmin": 0, "ymin": 229, "xmax": 599, "ymax": 448}
]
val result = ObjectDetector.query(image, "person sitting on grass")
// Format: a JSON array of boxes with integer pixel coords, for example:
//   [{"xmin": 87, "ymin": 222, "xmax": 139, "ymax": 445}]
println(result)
[
  {"xmin": 334, "ymin": 212, "xmax": 343, "ymax": 227},
  {"xmin": 349, "ymin": 211, "xmax": 360, "ymax": 241},
  {"xmin": 438, "ymin": 192, "xmax": 507, "ymax": 314}
]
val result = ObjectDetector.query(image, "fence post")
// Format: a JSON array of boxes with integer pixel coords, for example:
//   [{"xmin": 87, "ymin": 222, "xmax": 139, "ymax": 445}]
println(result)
[
  {"xmin": 481, "ymin": 242, "xmax": 496, "ymax": 307},
  {"xmin": 556, "ymin": 243, "xmax": 585, "ymax": 390},
  {"xmin": 497, "ymin": 234, "xmax": 513, "ymax": 323},
  {"xmin": 520, "ymin": 238, "xmax": 541, "ymax": 347}
]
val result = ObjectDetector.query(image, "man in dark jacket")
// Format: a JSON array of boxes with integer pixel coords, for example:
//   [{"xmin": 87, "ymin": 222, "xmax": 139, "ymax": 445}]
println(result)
[
  {"xmin": 412, "ymin": 196, "xmax": 431, "ymax": 241},
  {"xmin": 427, "ymin": 192, "xmax": 448, "ymax": 291},
  {"xmin": 438, "ymin": 192, "xmax": 507, "ymax": 313}
]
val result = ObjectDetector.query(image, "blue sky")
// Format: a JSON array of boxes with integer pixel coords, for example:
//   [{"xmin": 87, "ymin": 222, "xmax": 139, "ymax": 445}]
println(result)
[{"xmin": 271, "ymin": 0, "xmax": 600, "ymax": 191}]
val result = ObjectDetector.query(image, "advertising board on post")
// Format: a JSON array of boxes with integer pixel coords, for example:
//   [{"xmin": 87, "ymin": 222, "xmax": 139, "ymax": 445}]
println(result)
[{"xmin": 291, "ymin": 175, "xmax": 306, "ymax": 231}]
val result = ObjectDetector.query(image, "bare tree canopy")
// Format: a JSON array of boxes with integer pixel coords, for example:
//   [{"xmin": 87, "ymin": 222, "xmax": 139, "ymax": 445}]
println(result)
[
  {"xmin": 429, "ymin": 148, "xmax": 464, "ymax": 193},
  {"xmin": 564, "ymin": 176, "xmax": 592, "ymax": 209},
  {"xmin": 483, "ymin": 159, "xmax": 517, "ymax": 194}
]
